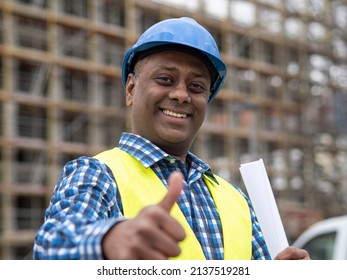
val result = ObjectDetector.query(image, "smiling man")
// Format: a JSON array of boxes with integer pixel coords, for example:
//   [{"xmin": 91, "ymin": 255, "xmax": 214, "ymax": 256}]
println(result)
[
  {"xmin": 126, "ymin": 50, "xmax": 210, "ymax": 162},
  {"xmin": 33, "ymin": 17, "xmax": 309, "ymax": 260}
]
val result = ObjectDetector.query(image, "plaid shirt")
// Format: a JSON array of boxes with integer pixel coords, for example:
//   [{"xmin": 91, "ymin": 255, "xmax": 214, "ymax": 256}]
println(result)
[{"xmin": 34, "ymin": 132, "xmax": 271, "ymax": 260}]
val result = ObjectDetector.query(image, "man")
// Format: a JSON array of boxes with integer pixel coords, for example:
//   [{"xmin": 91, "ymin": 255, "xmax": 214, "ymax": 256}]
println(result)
[{"xmin": 33, "ymin": 17, "xmax": 309, "ymax": 260}]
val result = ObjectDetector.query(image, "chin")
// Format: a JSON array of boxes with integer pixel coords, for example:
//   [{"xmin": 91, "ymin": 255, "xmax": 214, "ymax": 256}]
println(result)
[{"xmin": 163, "ymin": 134, "xmax": 190, "ymax": 144}]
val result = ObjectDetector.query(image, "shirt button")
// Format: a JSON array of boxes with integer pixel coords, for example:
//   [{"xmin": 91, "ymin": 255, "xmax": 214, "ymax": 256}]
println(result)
[{"xmin": 170, "ymin": 158, "xmax": 175, "ymax": 164}]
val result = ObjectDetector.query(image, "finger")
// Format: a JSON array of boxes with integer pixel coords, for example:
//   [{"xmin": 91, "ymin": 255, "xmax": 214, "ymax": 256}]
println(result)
[
  {"xmin": 136, "ymin": 239, "xmax": 180, "ymax": 260},
  {"xmin": 158, "ymin": 171, "xmax": 184, "ymax": 212},
  {"xmin": 103, "ymin": 215, "xmax": 183, "ymax": 260},
  {"xmin": 293, "ymin": 248, "xmax": 310, "ymax": 260},
  {"xmin": 140, "ymin": 228, "xmax": 182, "ymax": 259},
  {"xmin": 274, "ymin": 246, "xmax": 310, "ymax": 260}
]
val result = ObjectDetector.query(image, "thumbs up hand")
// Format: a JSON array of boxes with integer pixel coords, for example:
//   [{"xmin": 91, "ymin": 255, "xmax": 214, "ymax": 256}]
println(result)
[{"xmin": 102, "ymin": 171, "xmax": 187, "ymax": 260}]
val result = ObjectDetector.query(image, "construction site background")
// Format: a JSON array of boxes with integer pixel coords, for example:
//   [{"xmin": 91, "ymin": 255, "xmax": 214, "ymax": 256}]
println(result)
[{"xmin": 0, "ymin": 0, "xmax": 346, "ymax": 259}]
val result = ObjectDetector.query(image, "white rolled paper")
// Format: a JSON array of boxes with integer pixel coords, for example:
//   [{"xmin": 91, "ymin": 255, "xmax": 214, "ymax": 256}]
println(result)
[{"xmin": 240, "ymin": 159, "xmax": 288, "ymax": 258}]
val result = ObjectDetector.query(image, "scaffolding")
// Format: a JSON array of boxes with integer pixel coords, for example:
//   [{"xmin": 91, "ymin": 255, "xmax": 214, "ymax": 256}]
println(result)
[{"xmin": 0, "ymin": 0, "xmax": 346, "ymax": 259}]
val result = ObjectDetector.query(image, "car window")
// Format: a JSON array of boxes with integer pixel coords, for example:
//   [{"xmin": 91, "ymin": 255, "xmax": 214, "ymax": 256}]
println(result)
[{"xmin": 301, "ymin": 231, "xmax": 337, "ymax": 260}]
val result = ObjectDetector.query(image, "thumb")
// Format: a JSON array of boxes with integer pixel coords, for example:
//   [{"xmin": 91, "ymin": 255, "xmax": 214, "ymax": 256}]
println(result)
[{"xmin": 159, "ymin": 171, "xmax": 184, "ymax": 212}]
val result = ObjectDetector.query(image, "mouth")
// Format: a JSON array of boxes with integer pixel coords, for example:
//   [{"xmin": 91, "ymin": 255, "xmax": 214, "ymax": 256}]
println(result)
[{"xmin": 162, "ymin": 109, "xmax": 189, "ymax": 119}]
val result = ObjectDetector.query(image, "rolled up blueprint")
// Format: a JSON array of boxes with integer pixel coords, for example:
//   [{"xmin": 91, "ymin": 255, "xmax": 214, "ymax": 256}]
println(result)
[{"xmin": 239, "ymin": 159, "xmax": 288, "ymax": 258}]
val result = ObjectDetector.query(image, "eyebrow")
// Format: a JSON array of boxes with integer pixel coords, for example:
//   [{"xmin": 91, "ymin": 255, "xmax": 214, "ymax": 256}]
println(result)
[{"xmin": 155, "ymin": 64, "xmax": 210, "ymax": 79}]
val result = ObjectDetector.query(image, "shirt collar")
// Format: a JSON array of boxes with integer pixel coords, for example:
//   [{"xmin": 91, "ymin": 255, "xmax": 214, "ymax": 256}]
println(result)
[{"xmin": 118, "ymin": 132, "xmax": 218, "ymax": 184}]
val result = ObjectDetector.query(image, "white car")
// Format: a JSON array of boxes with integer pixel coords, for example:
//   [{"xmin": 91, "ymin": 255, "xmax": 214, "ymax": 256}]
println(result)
[{"xmin": 292, "ymin": 215, "xmax": 347, "ymax": 260}]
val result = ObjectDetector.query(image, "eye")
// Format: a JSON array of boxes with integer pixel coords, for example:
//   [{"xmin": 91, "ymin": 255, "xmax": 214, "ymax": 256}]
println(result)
[
  {"xmin": 156, "ymin": 76, "xmax": 174, "ymax": 85},
  {"xmin": 188, "ymin": 83, "xmax": 207, "ymax": 93}
]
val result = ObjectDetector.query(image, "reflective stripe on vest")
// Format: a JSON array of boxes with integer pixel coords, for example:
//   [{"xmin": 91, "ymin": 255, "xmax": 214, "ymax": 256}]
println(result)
[{"xmin": 95, "ymin": 147, "xmax": 252, "ymax": 260}]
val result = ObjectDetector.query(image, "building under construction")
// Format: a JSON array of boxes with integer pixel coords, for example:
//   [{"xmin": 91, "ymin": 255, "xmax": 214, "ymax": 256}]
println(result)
[{"xmin": 0, "ymin": 0, "xmax": 346, "ymax": 259}]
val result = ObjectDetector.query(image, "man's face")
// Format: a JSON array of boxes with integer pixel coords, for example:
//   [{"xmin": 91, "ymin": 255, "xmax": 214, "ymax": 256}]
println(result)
[{"xmin": 125, "ymin": 50, "xmax": 211, "ymax": 156}]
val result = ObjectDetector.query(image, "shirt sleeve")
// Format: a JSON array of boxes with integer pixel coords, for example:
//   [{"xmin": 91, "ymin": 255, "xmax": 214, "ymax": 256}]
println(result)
[{"xmin": 33, "ymin": 156, "xmax": 124, "ymax": 259}]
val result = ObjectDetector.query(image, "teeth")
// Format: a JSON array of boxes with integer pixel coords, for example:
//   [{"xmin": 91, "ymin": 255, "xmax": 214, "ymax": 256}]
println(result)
[{"xmin": 163, "ymin": 109, "xmax": 187, "ymax": 118}]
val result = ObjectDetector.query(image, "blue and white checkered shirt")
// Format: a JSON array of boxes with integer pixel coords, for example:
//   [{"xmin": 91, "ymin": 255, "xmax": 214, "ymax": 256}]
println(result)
[{"xmin": 33, "ymin": 132, "xmax": 271, "ymax": 260}]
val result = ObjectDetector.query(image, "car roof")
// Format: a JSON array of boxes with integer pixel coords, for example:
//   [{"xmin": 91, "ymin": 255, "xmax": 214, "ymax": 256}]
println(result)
[{"xmin": 308, "ymin": 215, "xmax": 347, "ymax": 230}]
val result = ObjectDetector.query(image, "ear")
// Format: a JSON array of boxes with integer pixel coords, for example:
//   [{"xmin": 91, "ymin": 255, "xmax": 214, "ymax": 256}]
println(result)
[{"xmin": 125, "ymin": 73, "xmax": 136, "ymax": 107}]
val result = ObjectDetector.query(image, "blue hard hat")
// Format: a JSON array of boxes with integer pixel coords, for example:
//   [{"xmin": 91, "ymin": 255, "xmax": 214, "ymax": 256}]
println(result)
[{"xmin": 121, "ymin": 17, "xmax": 227, "ymax": 103}]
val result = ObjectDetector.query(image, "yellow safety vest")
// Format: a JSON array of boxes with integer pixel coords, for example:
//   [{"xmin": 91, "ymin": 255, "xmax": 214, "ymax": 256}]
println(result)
[{"xmin": 95, "ymin": 147, "xmax": 252, "ymax": 260}]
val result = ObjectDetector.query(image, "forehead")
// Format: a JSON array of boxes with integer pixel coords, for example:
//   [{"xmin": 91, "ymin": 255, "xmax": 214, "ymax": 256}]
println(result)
[{"xmin": 139, "ymin": 50, "xmax": 210, "ymax": 74}]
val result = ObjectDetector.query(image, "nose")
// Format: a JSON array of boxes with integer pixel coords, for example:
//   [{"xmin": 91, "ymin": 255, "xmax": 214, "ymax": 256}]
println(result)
[{"xmin": 169, "ymin": 82, "xmax": 191, "ymax": 104}]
